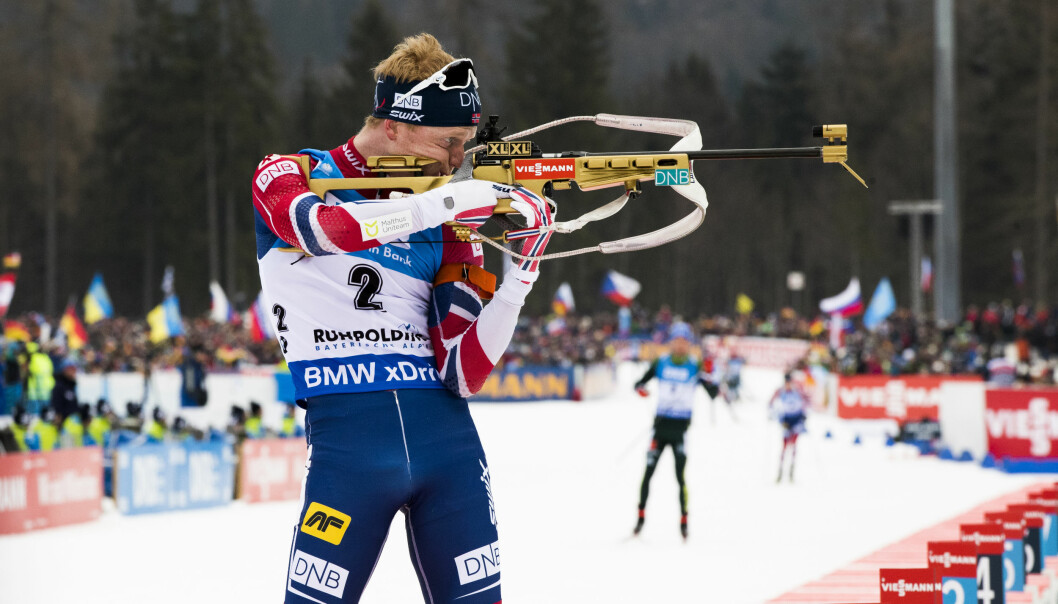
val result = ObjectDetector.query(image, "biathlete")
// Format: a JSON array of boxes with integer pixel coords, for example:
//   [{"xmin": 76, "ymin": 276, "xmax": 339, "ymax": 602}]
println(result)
[
  {"xmin": 253, "ymin": 34, "xmax": 553, "ymax": 603},
  {"xmin": 769, "ymin": 372, "xmax": 809, "ymax": 483},
  {"xmin": 632, "ymin": 322, "xmax": 718, "ymax": 540}
]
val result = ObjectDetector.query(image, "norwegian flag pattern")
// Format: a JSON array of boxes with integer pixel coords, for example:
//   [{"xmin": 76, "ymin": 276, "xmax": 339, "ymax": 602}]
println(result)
[{"xmin": 253, "ymin": 138, "xmax": 518, "ymax": 398}]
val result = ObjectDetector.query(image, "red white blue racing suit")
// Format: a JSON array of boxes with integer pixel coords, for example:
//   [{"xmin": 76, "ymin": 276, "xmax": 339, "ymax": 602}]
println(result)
[
  {"xmin": 253, "ymin": 139, "xmax": 525, "ymax": 603},
  {"xmin": 771, "ymin": 386, "xmax": 808, "ymax": 442}
]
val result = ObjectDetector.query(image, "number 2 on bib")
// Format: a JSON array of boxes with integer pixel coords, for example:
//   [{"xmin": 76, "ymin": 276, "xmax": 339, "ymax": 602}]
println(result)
[{"xmin": 348, "ymin": 264, "xmax": 384, "ymax": 310}]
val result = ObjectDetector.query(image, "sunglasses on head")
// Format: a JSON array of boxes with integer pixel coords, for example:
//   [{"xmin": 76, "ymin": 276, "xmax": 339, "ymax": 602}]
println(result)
[{"xmin": 400, "ymin": 58, "xmax": 478, "ymax": 99}]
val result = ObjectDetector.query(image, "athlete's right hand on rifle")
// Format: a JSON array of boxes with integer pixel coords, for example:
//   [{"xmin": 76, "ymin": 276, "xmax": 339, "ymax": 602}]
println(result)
[
  {"xmin": 499, "ymin": 185, "xmax": 554, "ymax": 284},
  {"xmin": 418, "ymin": 180, "xmax": 554, "ymax": 282},
  {"xmin": 424, "ymin": 180, "xmax": 520, "ymax": 228}
]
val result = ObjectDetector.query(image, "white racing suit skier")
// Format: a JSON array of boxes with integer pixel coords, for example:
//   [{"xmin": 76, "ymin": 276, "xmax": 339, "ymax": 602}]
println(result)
[{"xmin": 252, "ymin": 35, "xmax": 552, "ymax": 604}]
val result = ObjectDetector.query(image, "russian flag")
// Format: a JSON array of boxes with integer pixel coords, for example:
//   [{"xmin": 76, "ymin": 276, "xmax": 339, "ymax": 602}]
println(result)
[
  {"xmin": 920, "ymin": 256, "xmax": 933, "ymax": 293},
  {"xmin": 819, "ymin": 277, "xmax": 863, "ymax": 317},
  {"xmin": 601, "ymin": 270, "xmax": 641, "ymax": 307},
  {"xmin": 246, "ymin": 291, "xmax": 273, "ymax": 343},
  {"xmin": 552, "ymin": 282, "xmax": 575, "ymax": 316}
]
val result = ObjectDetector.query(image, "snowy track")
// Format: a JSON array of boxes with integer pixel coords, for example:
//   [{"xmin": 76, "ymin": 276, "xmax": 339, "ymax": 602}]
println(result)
[{"xmin": 0, "ymin": 365, "xmax": 1047, "ymax": 603}]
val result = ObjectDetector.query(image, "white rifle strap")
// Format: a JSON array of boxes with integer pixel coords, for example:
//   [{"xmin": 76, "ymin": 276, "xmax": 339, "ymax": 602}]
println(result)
[{"xmin": 465, "ymin": 114, "xmax": 709, "ymax": 261}]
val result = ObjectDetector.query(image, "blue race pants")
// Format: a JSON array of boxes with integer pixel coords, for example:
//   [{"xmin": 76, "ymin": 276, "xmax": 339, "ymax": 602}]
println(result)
[{"xmin": 284, "ymin": 388, "xmax": 501, "ymax": 604}]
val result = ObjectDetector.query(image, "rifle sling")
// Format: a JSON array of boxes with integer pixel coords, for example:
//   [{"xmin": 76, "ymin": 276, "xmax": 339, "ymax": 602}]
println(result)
[{"xmin": 434, "ymin": 263, "xmax": 496, "ymax": 300}]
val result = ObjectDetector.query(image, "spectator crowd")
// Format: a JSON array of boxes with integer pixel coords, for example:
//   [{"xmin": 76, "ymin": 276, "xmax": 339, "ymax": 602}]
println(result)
[{"xmin": 3, "ymin": 297, "xmax": 1058, "ymax": 440}]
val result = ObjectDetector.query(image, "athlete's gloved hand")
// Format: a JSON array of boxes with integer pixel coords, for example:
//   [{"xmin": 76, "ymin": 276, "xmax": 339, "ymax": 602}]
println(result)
[
  {"xmin": 424, "ymin": 180, "xmax": 513, "ymax": 228},
  {"xmin": 500, "ymin": 186, "xmax": 554, "ymax": 284},
  {"xmin": 635, "ymin": 385, "xmax": 650, "ymax": 398}
]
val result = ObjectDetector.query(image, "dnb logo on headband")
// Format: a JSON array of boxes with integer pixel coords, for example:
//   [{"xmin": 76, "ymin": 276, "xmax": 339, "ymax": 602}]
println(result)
[
  {"xmin": 372, "ymin": 59, "xmax": 482, "ymax": 127},
  {"xmin": 393, "ymin": 93, "xmax": 422, "ymax": 110}
]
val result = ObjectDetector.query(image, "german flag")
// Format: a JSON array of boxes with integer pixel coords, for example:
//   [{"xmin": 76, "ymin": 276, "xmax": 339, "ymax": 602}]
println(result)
[
  {"xmin": 3, "ymin": 320, "xmax": 30, "ymax": 342},
  {"xmin": 60, "ymin": 304, "xmax": 88, "ymax": 350}
]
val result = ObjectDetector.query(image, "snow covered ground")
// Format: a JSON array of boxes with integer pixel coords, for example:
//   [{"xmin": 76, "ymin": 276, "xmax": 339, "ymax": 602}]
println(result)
[{"xmin": 0, "ymin": 364, "xmax": 1048, "ymax": 603}]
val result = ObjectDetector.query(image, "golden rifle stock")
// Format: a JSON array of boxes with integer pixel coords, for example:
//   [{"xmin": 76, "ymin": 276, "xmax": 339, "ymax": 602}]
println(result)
[
  {"xmin": 290, "ymin": 122, "xmax": 863, "ymax": 243},
  {"xmin": 292, "ymin": 152, "xmax": 691, "ymax": 215}
]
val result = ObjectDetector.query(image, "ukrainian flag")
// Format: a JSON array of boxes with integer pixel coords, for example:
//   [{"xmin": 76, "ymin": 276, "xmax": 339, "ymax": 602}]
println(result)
[
  {"xmin": 147, "ymin": 295, "xmax": 184, "ymax": 344},
  {"xmin": 83, "ymin": 273, "xmax": 114, "ymax": 324}
]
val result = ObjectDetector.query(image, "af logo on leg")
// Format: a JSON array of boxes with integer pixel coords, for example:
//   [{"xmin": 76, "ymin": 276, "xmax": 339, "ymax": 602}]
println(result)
[{"xmin": 301, "ymin": 502, "xmax": 351, "ymax": 545}]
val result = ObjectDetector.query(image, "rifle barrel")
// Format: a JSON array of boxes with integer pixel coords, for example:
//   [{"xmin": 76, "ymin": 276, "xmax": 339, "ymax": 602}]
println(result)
[
  {"xmin": 685, "ymin": 147, "xmax": 823, "ymax": 160},
  {"xmin": 579, "ymin": 146, "xmax": 824, "ymax": 161}
]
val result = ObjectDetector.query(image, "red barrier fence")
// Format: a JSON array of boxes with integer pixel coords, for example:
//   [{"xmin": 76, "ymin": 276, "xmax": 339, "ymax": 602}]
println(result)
[
  {"xmin": 239, "ymin": 438, "xmax": 307, "ymax": 504},
  {"xmin": 986, "ymin": 389, "xmax": 1058, "ymax": 459},
  {"xmin": 836, "ymin": 375, "xmax": 981, "ymax": 422},
  {"xmin": 0, "ymin": 448, "xmax": 103, "ymax": 535}
]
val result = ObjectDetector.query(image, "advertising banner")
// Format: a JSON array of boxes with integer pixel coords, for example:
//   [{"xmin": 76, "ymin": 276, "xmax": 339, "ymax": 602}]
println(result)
[
  {"xmin": 473, "ymin": 366, "xmax": 575, "ymax": 402},
  {"xmin": 115, "ymin": 441, "xmax": 235, "ymax": 515},
  {"xmin": 708, "ymin": 336, "xmax": 811, "ymax": 370},
  {"xmin": 0, "ymin": 448, "xmax": 103, "ymax": 534},
  {"xmin": 927, "ymin": 541, "xmax": 977, "ymax": 604},
  {"xmin": 879, "ymin": 567, "xmax": 940, "ymax": 604},
  {"xmin": 240, "ymin": 438, "xmax": 307, "ymax": 503},
  {"xmin": 985, "ymin": 389, "xmax": 1058, "ymax": 460},
  {"xmin": 837, "ymin": 375, "xmax": 981, "ymax": 422}
]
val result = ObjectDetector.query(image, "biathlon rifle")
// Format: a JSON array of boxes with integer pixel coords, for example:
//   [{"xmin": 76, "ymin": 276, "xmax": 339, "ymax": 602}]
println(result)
[{"xmin": 293, "ymin": 114, "xmax": 866, "ymax": 261}]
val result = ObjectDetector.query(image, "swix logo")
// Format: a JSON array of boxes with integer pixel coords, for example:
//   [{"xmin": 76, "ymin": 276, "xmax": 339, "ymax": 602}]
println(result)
[
  {"xmin": 513, "ymin": 159, "xmax": 576, "ymax": 180},
  {"xmin": 454, "ymin": 540, "xmax": 500, "ymax": 585},
  {"xmin": 300, "ymin": 502, "xmax": 351, "ymax": 545},
  {"xmin": 255, "ymin": 159, "xmax": 300, "ymax": 190},
  {"xmin": 288, "ymin": 549, "xmax": 349, "ymax": 599},
  {"xmin": 342, "ymin": 144, "xmax": 370, "ymax": 175},
  {"xmin": 393, "ymin": 93, "xmax": 422, "ymax": 110},
  {"xmin": 986, "ymin": 397, "xmax": 1058, "ymax": 456},
  {"xmin": 880, "ymin": 579, "xmax": 938, "ymax": 596},
  {"xmin": 480, "ymin": 460, "xmax": 496, "ymax": 526},
  {"xmin": 927, "ymin": 552, "xmax": 975, "ymax": 568},
  {"xmin": 389, "ymin": 109, "xmax": 424, "ymax": 122}
]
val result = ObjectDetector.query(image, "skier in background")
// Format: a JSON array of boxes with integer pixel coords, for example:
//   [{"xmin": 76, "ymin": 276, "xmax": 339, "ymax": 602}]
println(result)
[
  {"xmin": 702, "ymin": 351, "xmax": 736, "ymax": 423},
  {"xmin": 632, "ymin": 321, "xmax": 718, "ymax": 540},
  {"xmin": 769, "ymin": 372, "xmax": 809, "ymax": 483},
  {"xmin": 723, "ymin": 352, "xmax": 746, "ymax": 403}
]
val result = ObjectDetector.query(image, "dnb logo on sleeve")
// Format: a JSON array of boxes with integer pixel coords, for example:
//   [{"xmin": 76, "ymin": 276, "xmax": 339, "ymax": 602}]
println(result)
[{"xmin": 300, "ymin": 502, "xmax": 351, "ymax": 546}]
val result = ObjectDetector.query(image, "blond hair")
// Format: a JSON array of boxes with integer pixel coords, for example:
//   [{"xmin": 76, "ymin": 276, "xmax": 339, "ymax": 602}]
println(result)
[{"xmin": 364, "ymin": 33, "xmax": 457, "ymax": 129}]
